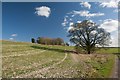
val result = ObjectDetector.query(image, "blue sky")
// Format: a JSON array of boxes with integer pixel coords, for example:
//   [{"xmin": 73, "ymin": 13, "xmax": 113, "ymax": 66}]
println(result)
[{"xmin": 2, "ymin": 1, "xmax": 119, "ymax": 47}]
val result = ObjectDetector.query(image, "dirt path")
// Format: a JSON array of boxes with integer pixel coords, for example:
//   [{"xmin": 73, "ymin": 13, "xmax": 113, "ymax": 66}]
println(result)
[
  {"xmin": 71, "ymin": 53, "xmax": 79, "ymax": 62},
  {"xmin": 110, "ymin": 55, "xmax": 118, "ymax": 78},
  {"xmin": 118, "ymin": 58, "xmax": 120, "ymax": 79},
  {"xmin": 15, "ymin": 53, "xmax": 68, "ymax": 78}
]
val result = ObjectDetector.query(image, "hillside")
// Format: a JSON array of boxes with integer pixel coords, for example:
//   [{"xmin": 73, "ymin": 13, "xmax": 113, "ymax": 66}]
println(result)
[{"xmin": 1, "ymin": 40, "xmax": 119, "ymax": 78}]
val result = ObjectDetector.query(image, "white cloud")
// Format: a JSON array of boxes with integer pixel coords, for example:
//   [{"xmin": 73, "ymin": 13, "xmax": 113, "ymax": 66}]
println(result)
[
  {"xmin": 11, "ymin": 34, "xmax": 17, "ymax": 37},
  {"xmin": 9, "ymin": 38, "xmax": 14, "ymax": 40},
  {"xmin": 65, "ymin": 16, "xmax": 68, "ymax": 18},
  {"xmin": 69, "ymin": 18, "xmax": 72, "ymax": 21},
  {"xmin": 64, "ymin": 17, "xmax": 67, "ymax": 22},
  {"xmin": 68, "ymin": 27, "xmax": 74, "ymax": 31},
  {"xmin": 89, "ymin": 20, "xmax": 93, "ymax": 23},
  {"xmin": 100, "ymin": 0, "xmax": 119, "ymax": 8},
  {"xmin": 111, "ymin": 37, "xmax": 118, "ymax": 47},
  {"xmin": 80, "ymin": 2, "xmax": 91, "ymax": 9},
  {"xmin": 99, "ymin": 19, "xmax": 118, "ymax": 47},
  {"xmin": 71, "ymin": 15, "xmax": 75, "ymax": 17},
  {"xmin": 35, "ymin": 6, "xmax": 51, "ymax": 18},
  {"xmin": 100, "ymin": 19, "xmax": 118, "ymax": 32},
  {"xmin": 77, "ymin": 21, "xmax": 81, "ymax": 23},
  {"xmin": 69, "ymin": 22, "xmax": 74, "ymax": 26},
  {"xmin": 91, "ymin": 30, "xmax": 97, "ymax": 34},
  {"xmin": 61, "ymin": 17, "xmax": 68, "ymax": 26},
  {"xmin": 67, "ymin": 22, "xmax": 74, "ymax": 31},
  {"xmin": 61, "ymin": 22, "xmax": 66, "ymax": 27},
  {"xmin": 69, "ymin": 10, "xmax": 104, "ymax": 18},
  {"xmin": 110, "ymin": 31, "xmax": 118, "ymax": 47}
]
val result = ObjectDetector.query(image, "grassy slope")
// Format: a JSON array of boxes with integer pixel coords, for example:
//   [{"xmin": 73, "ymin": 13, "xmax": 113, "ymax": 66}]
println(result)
[{"xmin": 1, "ymin": 40, "xmax": 119, "ymax": 78}]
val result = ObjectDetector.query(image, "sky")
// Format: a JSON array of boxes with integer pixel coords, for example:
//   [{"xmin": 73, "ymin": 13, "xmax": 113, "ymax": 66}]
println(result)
[{"xmin": 2, "ymin": 0, "xmax": 119, "ymax": 47}]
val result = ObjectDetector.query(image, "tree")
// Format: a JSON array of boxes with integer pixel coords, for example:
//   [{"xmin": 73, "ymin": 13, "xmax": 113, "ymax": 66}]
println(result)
[
  {"xmin": 36, "ymin": 37, "xmax": 64, "ymax": 45},
  {"xmin": 56, "ymin": 38, "xmax": 64, "ymax": 45},
  {"xmin": 36, "ymin": 37, "xmax": 42, "ymax": 44},
  {"xmin": 68, "ymin": 20, "xmax": 111, "ymax": 54},
  {"xmin": 65, "ymin": 42, "xmax": 69, "ymax": 46},
  {"xmin": 31, "ymin": 38, "xmax": 35, "ymax": 43}
]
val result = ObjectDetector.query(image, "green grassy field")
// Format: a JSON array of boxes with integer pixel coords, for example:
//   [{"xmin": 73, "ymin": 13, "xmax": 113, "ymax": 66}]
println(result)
[{"xmin": 1, "ymin": 40, "xmax": 119, "ymax": 78}]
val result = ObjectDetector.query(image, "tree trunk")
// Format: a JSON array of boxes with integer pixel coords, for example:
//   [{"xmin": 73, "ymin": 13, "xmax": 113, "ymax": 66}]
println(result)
[{"xmin": 88, "ymin": 51, "xmax": 90, "ymax": 54}]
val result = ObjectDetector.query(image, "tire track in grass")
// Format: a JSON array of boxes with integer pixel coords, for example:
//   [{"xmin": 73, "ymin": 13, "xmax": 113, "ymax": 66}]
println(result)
[
  {"xmin": 15, "ymin": 53, "xmax": 68, "ymax": 78},
  {"xmin": 2, "ymin": 50, "xmax": 46, "ymax": 58},
  {"xmin": 3, "ymin": 59, "xmax": 59, "ymax": 77},
  {"xmin": 3, "ymin": 47, "xmax": 40, "ymax": 55},
  {"xmin": 3, "ymin": 59, "xmax": 54, "ymax": 71},
  {"xmin": 3, "ymin": 49, "xmax": 35, "ymax": 54},
  {"xmin": 3, "ymin": 45, "xmax": 29, "ymax": 47},
  {"xmin": 2, "ymin": 50, "xmax": 46, "ymax": 71}
]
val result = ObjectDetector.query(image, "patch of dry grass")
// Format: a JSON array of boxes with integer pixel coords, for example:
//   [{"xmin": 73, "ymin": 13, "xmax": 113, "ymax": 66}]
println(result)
[{"xmin": 2, "ymin": 40, "xmax": 115, "ymax": 78}]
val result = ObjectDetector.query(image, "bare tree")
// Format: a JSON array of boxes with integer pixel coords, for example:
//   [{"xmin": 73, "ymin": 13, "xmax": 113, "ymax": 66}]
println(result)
[{"xmin": 68, "ymin": 20, "xmax": 111, "ymax": 54}]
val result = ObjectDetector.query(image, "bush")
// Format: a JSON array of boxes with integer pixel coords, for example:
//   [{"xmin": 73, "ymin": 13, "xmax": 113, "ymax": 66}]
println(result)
[
  {"xmin": 36, "ymin": 37, "xmax": 64, "ymax": 45},
  {"xmin": 31, "ymin": 38, "xmax": 35, "ymax": 43},
  {"xmin": 65, "ymin": 42, "xmax": 69, "ymax": 46}
]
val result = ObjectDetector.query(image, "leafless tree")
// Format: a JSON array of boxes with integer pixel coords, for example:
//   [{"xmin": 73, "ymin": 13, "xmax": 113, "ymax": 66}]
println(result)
[{"xmin": 68, "ymin": 20, "xmax": 111, "ymax": 54}]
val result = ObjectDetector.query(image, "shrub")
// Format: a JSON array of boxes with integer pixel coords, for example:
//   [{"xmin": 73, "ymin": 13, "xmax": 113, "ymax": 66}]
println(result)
[{"xmin": 31, "ymin": 38, "xmax": 35, "ymax": 43}]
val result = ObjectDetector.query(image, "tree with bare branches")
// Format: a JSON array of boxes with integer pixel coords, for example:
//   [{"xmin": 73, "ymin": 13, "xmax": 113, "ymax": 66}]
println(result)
[{"xmin": 68, "ymin": 20, "xmax": 111, "ymax": 54}]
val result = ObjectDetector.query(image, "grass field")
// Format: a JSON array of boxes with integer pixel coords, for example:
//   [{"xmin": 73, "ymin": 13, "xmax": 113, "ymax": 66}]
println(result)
[{"xmin": 1, "ymin": 40, "xmax": 119, "ymax": 78}]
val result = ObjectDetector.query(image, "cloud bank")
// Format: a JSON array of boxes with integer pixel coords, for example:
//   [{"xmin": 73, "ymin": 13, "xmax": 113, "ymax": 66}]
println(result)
[
  {"xmin": 99, "ymin": 19, "xmax": 118, "ymax": 47},
  {"xmin": 100, "ymin": 0, "xmax": 119, "ymax": 8},
  {"xmin": 68, "ymin": 10, "xmax": 104, "ymax": 18},
  {"xmin": 100, "ymin": 19, "xmax": 118, "ymax": 32}
]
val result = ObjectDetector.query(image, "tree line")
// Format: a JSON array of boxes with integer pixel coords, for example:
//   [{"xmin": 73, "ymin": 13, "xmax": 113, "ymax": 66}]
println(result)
[
  {"xmin": 31, "ymin": 37, "xmax": 69, "ymax": 46},
  {"xmin": 32, "ymin": 20, "xmax": 111, "ymax": 54}
]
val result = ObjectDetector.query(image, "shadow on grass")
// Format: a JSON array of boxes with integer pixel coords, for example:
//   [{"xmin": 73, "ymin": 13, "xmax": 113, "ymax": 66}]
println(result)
[{"xmin": 31, "ymin": 45, "xmax": 78, "ymax": 54}]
